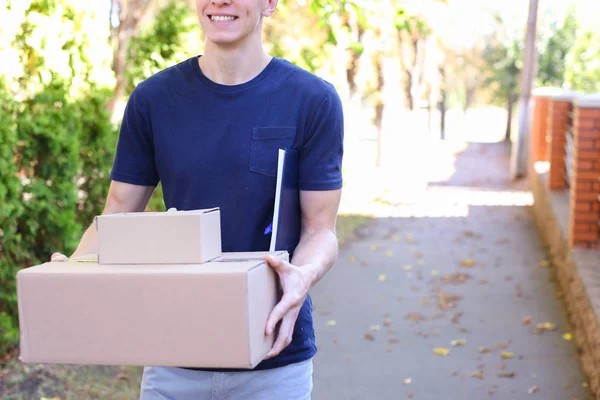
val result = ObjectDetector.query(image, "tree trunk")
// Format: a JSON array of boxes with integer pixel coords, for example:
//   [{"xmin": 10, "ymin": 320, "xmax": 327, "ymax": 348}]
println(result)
[
  {"xmin": 107, "ymin": 0, "xmax": 153, "ymax": 119},
  {"xmin": 438, "ymin": 65, "xmax": 446, "ymax": 140},
  {"xmin": 511, "ymin": 0, "xmax": 539, "ymax": 179},
  {"xmin": 505, "ymin": 90, "xmax": 515, "ymax": 142},
  {"xmin": 398, "ymin": 33, "xmax": 416, "ymax": 111},
  {"xmin": 345, "ymin": 22, "xmax": 365, "ymax": 99},
  {"xmin": 373, "ymin": 49, "xmax": 385, "ymax": 168}
]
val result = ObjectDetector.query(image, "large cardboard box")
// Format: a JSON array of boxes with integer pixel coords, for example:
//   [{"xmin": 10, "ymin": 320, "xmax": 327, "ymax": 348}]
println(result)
[
  {"xmin": 16, "ymin": 251, "xmax": 285, "ymax": 369},
  {"xmin": 96, "ymin": 208, "xmax": 222, "ymax": 264}
]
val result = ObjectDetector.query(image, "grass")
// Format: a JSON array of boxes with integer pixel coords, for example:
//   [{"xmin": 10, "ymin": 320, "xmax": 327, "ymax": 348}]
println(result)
[{"xmin": 0, "ymin": 214, "xmax": 370, "ymax": 399}]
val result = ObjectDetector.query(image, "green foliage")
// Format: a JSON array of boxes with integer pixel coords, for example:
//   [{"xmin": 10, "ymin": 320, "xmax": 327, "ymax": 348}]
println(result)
[
  {"xmin": 565, "ymin": 28, "xmax": 600, "ymax": 93},
  {"xmin": 0, "ymin": 0, "xmax": 115, "ymax": 354},
  {"xmin": 0, "ymin": 79, "xmax": 23, "ymax": 350},
  {"xmin": 75, "ymin": 87, "xmax": 118, "ymax": 226},
  {"xmin": 125, "ymin": 1, "xmax": 198, "ymax": 95},
  {"xmin": 537, "ymin": 5, "xmax": 578, "ymax": 87}
]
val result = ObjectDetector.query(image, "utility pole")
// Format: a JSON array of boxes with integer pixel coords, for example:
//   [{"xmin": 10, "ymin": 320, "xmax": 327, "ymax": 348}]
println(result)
[{"xmin": 510, "ymin": 0, "xmax": 539, "ymax": 180}]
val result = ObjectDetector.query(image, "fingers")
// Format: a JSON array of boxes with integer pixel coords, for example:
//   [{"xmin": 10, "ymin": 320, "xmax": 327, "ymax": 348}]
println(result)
[
  {"xmin": 265, "ymin": 310, "xmax": 297, "ymax": 359},
  {"xmin": 264, "ymin": 255, "xmax": 290, "ymax": 271},
  {"xmin": 51, "ymin": 252, "xmax": 68, "ymax": 262},
  {"xmin": 266, "ymin": 296, "xmax": 292, "ymax": 336}
]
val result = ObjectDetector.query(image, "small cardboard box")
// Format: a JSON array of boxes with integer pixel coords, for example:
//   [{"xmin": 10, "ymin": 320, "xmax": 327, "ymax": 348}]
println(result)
[
  {"xmin": 96, "ymin": 208, "xmax": 222, "ymax": 264},
  {"xmin": 16, "ymin": 251, "xmax": 285, "ymax": 369}
]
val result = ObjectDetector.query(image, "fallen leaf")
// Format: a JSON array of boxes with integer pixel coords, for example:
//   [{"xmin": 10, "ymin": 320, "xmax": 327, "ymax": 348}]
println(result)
[
  {"xmin": 496, "ymin": 363, "xmax": 505, "ymax": 370},
  {"xmin": 378, "ymin": 274, "xmax": 387, "ymax": 282},
  {"xmin": 326, "ymin": 320, "xmax": 337, "ymax": 327},
  {"xmin": 404, "ymin": 378, "xmax": 412, "ymax": 385},
  {"xmin": 501, "ymin": 351, "xmax": 514, "ymax": 359},
  {"xmin": 369, "ymin": 325, "xmax": 381, "ymax": 331},
  {"xmin": 522, "ymin": 316, "xmax": 532, "ymax": 325},
  {"xmin": 451, "ymin": 312, "xmax": 464, "ymax": 324},
  {"xmin": 433, "ymin": 347, "xmax": 450, "ymax": 356},
  {"xmin": 364, "ymin": 333, "xmax": 375, "ymax": 341},
  {"xmin": 443, "ymin": 273, "xmax": 472, "ymax": 284},
  {"xmin": 403, "ymin": 264, "xmax": 413, "ymax": 271},
  {"xmin": 451, "ymin": 339, "xmax": 467, "ymax": 347},
  {"xmin": 431, "ymin": 270, "xmax": 440, "ymax": 277},
  {"xmin": 450, "ymin": 370, "xmax": 459, "ymax": 376},
  {"xmin": 505, "ymin": 275, "xmax": 513, "ymax": 281},
  {"xmin": 369, "ymin": 245, "xmax": 378, "ymax": 252},
  {"xmin": 405, "ymin": 312, "xmax": 426, "ymax": 322},
  {"xmin": 528, "ymin": 385, "xmax": 539, "ymax": 394},
  {"xmin": 498, "ymin": 372, "xmax": 516, "ymax": 378},
  {"xmin": 461, "ymin": 259, "xmax": 475, "ymax": 267},
  {"xmin": 535, "ymin": 322, "xmax": 557, "ymax": 333},
  {"xmin": 496, "ymin": 342, "xmax": 509, "ymax": 350},
  {"xmin": 383, "ymin": 318, "xmax": 392, "ymax": 326},
  {"xmin": 563, "ymin": 333, "xmax": 573, "ymax": 341},
  {"xmin": 471, "ymin": 370, "xmax": 485, "ymax": 379},
  {"xmin": 385, "ymin": 251, "xmax": 394, "ymax": 257},
  {"xmin": 408, "ymin": 392, "xmax": 415, "ymax": 398},
  {"xmin": 479, "ymin": 279, "xmax": 488, "ymax": 285},
  {"xmin": 478, "ymin": 346, "xmax": 492, "ymax": 354},
  {"xmin": 406, "ymin": 234, "xmax": 416, "ymax": 243},
  {"xmin": 388, "ymin": 338, "xmax": 400, "ymax": 344},
  {"xmin": 349, "ymin": 256, "xmax": 357, "ymax": 264}
]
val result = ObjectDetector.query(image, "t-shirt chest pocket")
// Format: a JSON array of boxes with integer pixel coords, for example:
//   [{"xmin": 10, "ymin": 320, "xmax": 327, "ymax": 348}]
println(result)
[{"xmin": 249, "ymin": 127, "xmax": 297, "ymax": 177}]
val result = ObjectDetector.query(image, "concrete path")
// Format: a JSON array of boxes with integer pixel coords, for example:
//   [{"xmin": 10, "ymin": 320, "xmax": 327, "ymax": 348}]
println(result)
[{"xmin": 311, "ymin": 142, "xmax": 591, "ymax": 400}]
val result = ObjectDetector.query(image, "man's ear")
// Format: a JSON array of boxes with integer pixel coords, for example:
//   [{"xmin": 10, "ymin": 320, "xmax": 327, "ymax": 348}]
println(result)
[{"xmin": 263, "ymin": 0, "xmax": 278, "ymax": 17}]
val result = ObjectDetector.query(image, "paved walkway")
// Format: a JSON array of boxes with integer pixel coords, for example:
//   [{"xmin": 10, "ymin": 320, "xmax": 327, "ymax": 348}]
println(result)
[{"xmin": 311, "ymin": 142, "xmax": 590, "ymax": 399}]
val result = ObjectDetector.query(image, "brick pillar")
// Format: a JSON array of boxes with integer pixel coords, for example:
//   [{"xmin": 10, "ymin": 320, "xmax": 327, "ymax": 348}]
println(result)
[
  {"xmin": 530, "ymin": 88, "xmax": 554, "ymax": 165},
  {"xmin": 547, "ymin": 93, "xmax": 577, "ymax": 190},
  {"xmin": 568, "ymin": 95, "xmax": 600, "ymax": 248}
]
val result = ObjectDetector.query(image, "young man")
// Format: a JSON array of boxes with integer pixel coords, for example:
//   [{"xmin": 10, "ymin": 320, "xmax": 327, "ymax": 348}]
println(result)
[{"xmin": 51, "ymin": 0, "xmax": 343, "ymax": 398}]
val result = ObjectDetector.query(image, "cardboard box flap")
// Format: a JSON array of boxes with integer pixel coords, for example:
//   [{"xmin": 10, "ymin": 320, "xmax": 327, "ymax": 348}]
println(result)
[
  {"xmin": 95, "ymin": 208, "xmax": 219, "ymax": 219},
  {"xmin": 215, "ymin": 251, "xmax": 288, "ymax": 263},
  {"xmin": 20, "ymin": 260, "xmax": 268, "ymax": 275}
]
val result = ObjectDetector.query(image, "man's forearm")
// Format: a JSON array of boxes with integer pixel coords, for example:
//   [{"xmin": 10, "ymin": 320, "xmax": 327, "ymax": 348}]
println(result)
[
  {"xmin": 290, "ymin": 228, "xmax": 338, "ymax": 287},
  {"xmin": 71, "ymin": 223, "xmax": 99, "ymax": 257}
]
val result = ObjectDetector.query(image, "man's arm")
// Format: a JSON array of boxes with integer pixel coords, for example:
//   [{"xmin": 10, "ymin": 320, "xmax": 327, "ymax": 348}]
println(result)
[
  {"xmin": 51, "ymin": 181, "xmax": 156, "ymax": 260},
  {"xmin": 264, "ymin": 188, "xmax": 341, "ymax": 358}
]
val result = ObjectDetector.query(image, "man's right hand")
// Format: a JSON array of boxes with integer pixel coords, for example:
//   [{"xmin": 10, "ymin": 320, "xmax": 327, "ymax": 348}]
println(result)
[{"xmin": 51, "ymin": 252, "xmax": 69, "ymax": 262}]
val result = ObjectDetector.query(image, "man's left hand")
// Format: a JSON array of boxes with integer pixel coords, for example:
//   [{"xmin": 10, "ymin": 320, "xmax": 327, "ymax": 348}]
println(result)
[{"xmin": 264, "ymin": 255, "xmax": 315, "ymax": 359}]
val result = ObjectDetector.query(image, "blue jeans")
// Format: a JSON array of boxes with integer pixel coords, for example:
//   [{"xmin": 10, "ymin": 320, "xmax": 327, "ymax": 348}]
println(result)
[{"xmin": 140, "ymin": 358, "xmax": 313, "ymax": 400}]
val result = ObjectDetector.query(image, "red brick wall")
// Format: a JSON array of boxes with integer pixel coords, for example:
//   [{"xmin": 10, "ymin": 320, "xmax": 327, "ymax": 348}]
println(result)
[
  {"xmin": 530, "ymin": 96, "xmax": 549, "ymax": 163},
  {"xmin": 547, "ymin": 100, "xmax": 572, "ymax": 190},
  {"xmin": 568, "ymin": 106, "xmax": 600, "ymax": 248}
]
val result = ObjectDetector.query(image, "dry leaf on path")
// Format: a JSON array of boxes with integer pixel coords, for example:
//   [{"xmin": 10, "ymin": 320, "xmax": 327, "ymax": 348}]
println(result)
[
  {"xmin": 433, "ymin": 347, "xmax": 450, "ymax": 356},
  {"xmin": 404, "ymin": 378, "xmax": 412, "ymax": 385},
  {"xmin": 408, "ymin": 391, "xmax": 415, "ymax": 398},
  {"xmin": 403, "ymin": 264, "xmax": 413, "ymax": 271},
  {"xmin": 478, "ymin": 346, "xmax": 492, "ymax": 354},
  {"xmin": 405, "ymin": 312, "xmax": 426, "ymax": 322},
  {"xmin": 326, "ymin": 320, "xmax": 337, "ymax": 327},
  {"xmin": 528, "ymin": 385, "xmax": 539, "ymax": 394},
  {"xmin": 388, "ymin": 338, "xmax": 400, "ymax": 344},
  {"xmin": 385, "ymin": 251, "xmax": 394, "ymax": 257},
  {"xmin": 383, "ymin": 318, "xmax": 392, "ymax": 326},
  {"xmin": 369, "ymin": 325, "xmax": 381, "ymax": 331},
  {"xmin": 451, "ymin": 339, "xmax": 467, "ymax": 347},
  {"xmin": 471, "ymin": 370, "xmax": 485, "ymax": 379},
  {"xmin": 349, "ymin": 256, "xmax": 357, "ymax": 264},
  {"xmin": 378, "ymin": 274, "xmax": 387, "ymax": 282},
  {"xmin": 522, "ymin": 316, "xmax": 532, "ymax": 325},
  {"xmin": 501, "ymin": 351, "xmax": 514, "ymax": 359},
  {"xmin": 498, "ymin": 372, "xmax": 516, "ymax": 378},
  {"xmin": 461, "ymin": 259, "xmax": 476, "ymax": 267},
  {"xmin": 364, "ymin": 333, "xmax": 375, "ymax": 341},
  {"xmin": 451, "ymin": 312, "xmax": 464, "ymax": 324},
  {"xmin": 369, "ymin": 245, "xmax": 378, "ymax": 252},
  {"xmin": 563, "ymin": 333, "xmax": 573, "ymax": 341}
]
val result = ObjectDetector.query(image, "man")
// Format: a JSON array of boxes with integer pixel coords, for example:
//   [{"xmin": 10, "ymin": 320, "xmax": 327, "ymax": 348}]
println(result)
[{"xmin": 51, "ymin": 0, "xmax": 343, "ymax": 398}]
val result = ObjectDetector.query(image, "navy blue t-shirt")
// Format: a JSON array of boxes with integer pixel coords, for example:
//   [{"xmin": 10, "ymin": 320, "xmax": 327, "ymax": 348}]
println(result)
[{"xmin": 110, "ymin": 56, "xmax": 344, "ymax": 370}]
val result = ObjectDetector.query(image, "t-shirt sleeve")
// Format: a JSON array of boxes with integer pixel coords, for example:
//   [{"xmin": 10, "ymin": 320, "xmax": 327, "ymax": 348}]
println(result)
[
  {"xmin": 110, "ymin": 85, "xmax": 160, "ymax": 187},
  {"xmin": 298, "ymin": 84, "xmax": 344, "ymax": 191}
]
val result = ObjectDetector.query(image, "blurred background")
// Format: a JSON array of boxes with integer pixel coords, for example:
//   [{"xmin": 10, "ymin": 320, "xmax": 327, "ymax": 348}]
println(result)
[{"xmin": 1, "ymin": 0, "xmax": 600, "ymax": 399}]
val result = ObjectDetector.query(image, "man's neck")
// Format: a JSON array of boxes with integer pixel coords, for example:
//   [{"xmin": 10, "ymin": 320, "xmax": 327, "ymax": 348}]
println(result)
[{"xmin": 199, "ymin": 40, "xmax": 272, "ymax": 86}]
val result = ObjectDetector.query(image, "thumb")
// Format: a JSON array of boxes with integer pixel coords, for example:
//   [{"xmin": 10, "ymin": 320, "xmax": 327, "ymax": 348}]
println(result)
[
  {"xmin": 51, "ymin": 252, "xmax": 68, "ymax": 262},
  {"xmin": 265, "ymin": 255, "xmax": 286, "ymax": 270}
]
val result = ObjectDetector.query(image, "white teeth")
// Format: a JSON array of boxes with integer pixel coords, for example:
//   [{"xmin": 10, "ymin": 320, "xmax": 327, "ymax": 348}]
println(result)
[{"xmin": 211, "ymin": 15, "xmax": 235, "ymax": 22}]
